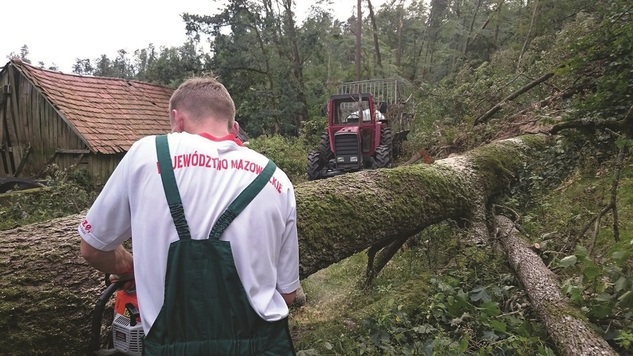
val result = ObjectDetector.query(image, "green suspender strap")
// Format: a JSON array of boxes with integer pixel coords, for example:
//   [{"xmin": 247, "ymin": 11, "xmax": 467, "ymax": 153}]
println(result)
[
  {"xmin": 155, "ymin": 134, "xmax": 192, "ymax": 240},
  {"xmin": 208, "ymin": 160, "xmax": 276, "ymax": 239}
]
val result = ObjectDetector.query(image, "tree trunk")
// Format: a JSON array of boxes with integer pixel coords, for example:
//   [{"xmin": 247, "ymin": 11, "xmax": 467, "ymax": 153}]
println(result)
[
  {"xmin": 516, "ymin": 0, "xmax": 540, "ymax": 73},
  {"xmin": 493, "ymin": 0, "xmax": 505, "ymax": 47},
  {"xmin": 1, "ymin": 134, "xmax": 574, "ymax": 354},
  {"xmin": 282, "ymin": 0, "xmax": 309, "ymax": 134},
  {"xmin": 463, "ymin": 0, "xmax": 483, "ymax": 56},
  {"xmin": 0, "ymin": 215, "xmax": 105, "ymax": 355},
  {"xmin": 296, "ymin": 135, "xmax": 549, "ymax": 277},
  {"xmin": 367, "ymin": 0, "xmax": 383, "ymax": 71},
  {"xmin": 494, "ymin": 215, "xmax": 618, "ymax": 356},
  {"xmin": 396, "ymin": 2, "xmax": 404, "ymax": 68},
  {"xmin": 355, "ymin": 0, "xmax": 362, "ymax": 81},
  {"xmin": 424, "ymin": 0, "xmax": 449, "ymax": 81}
]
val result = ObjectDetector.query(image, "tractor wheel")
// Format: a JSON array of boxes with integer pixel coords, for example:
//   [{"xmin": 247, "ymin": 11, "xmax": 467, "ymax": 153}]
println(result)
[
  {"xmin": 318, "ymin": 131, "xmax": 333, "ymax": 162},
  {"xmin": 374, "ymin": 144, "xmax": 393, "ymax": 168},
  {"xmin": 307, "ymin": 151, "xmax": 324, "ymax": 180},
  {"xmin": 380, "ymin": 126, "xmax": 393, "ymax": 154}
]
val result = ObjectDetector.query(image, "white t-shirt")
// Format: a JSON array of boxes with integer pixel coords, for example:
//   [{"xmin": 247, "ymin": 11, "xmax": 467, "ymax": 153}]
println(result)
[{"xmin": 78, "ymin": 132, "xmax": 300, "ymax": 333}]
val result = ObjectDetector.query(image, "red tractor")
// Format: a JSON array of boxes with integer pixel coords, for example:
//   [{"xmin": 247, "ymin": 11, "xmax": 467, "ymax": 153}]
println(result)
[{"xmin": 307, "ymin": 93, "xmax": 394, "ymax": 180}]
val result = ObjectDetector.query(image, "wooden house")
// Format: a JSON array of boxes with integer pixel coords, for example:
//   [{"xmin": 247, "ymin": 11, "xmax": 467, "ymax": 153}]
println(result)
[{"xmin": 0, "ymin": 59, "xmax": 174, "ymax": 182}]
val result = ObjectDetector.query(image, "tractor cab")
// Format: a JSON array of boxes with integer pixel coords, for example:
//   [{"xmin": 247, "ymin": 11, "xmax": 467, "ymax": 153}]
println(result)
[
  {"xmin": 327, "ymin": 93, "xmax": 382, "ymax": 171},
  {"xmin": 307, "ymin": 93, "xmax": 392, "ymax": 180}
]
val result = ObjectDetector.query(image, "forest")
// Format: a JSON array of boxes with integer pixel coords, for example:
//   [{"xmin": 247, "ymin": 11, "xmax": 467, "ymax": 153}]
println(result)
[{"xmin": 2, "ymin": 0, "xmax": 633, "ymax": 355}]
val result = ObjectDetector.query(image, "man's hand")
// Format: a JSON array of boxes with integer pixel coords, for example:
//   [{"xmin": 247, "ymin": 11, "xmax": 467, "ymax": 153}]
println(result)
[{"xmin": 109, "ymin": 271, "xmax": 136, "ymax": 291}]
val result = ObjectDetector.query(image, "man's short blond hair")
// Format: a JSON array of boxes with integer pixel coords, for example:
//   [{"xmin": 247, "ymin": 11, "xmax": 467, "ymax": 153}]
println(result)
[{"xmin": 169, "ymin": 77, "xmax": 236, "ymax": 128}]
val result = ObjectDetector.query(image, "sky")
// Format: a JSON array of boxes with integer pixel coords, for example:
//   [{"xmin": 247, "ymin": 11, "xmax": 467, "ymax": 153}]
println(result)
[{"xmin": 1, "ymin": 0, "xmax": 385, "ymax": 73}]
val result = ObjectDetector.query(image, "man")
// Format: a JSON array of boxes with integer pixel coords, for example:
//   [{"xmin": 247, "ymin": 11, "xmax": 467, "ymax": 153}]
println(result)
[{"xmin": 79, "ymin": 77, "xmax": 300, "ymax": 355}]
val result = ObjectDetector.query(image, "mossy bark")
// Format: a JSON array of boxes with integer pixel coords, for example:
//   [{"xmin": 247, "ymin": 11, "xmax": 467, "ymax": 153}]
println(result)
[
  {"xmin": 296, "ymin": 135, "xmax": 548, "ymax": 278},
  {"xmin": 495, "ymin": 215, "xmax": 618, "ymax": 356},
  {"xmin": 1, "ymin": 135, "xmax": 548, "ymax": 355}
]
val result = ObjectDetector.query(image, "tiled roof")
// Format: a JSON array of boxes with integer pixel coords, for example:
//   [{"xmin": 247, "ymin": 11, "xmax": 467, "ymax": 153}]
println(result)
[{"xmin": 11, "ymin": 59, "xmax": 173, "ymax": 154}]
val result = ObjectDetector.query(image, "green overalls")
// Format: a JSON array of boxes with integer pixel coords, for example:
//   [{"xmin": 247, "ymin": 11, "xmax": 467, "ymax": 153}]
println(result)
[{"xmin": 143, "ymin": 135, "xmax": 296, "ymax": 355}]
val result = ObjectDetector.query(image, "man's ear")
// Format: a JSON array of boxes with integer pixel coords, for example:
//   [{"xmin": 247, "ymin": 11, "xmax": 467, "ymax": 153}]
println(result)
[
  {"xmin": 171, "ymin": 109, "xmax": 185, "ymax": 133},
  {"xmin": 231, "ymin": 121, "xmax": 240, "ymax": 136}
]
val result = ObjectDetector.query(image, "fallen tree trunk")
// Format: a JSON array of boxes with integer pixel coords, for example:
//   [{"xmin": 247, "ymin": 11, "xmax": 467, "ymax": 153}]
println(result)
[
  {"xmin": 1, "ymin": 134, "xmax": 550, "ymax": 355},
  {"xmin": 0, "ymin": 216, "xmax": 105, "ymax": 355},
  {"xmin": 494, "ymin": 215, "xmax": 618, "ymax": 356},
  {"xmin": 295, "ymin": 135, "xmax": 548, "ymax": 277}
]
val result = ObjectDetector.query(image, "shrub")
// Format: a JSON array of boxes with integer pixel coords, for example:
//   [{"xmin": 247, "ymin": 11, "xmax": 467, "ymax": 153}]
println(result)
[{"xmin": 247, "ymin": 135, "xmax": 309, "ymax": 184}]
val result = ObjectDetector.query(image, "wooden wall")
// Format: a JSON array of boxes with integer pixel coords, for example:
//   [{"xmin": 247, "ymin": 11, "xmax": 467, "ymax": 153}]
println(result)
[{"xmin": 0, "ymin": 65, "xmax": 123, "ymax": 184}]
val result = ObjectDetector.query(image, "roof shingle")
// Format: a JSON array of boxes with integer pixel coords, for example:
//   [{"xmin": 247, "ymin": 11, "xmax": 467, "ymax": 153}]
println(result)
[{"xmin": 12, "ymin": 60, "xmax": 174, "ymax": 154}]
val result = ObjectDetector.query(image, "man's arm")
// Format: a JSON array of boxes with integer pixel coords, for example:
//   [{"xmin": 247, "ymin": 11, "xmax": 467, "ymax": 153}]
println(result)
[{"xmin": 80, "ymin": 239, "xmax": 133, "ymax": 276}]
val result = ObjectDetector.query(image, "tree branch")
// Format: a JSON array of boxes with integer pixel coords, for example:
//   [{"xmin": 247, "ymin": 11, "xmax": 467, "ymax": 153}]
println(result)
[{"xmin": 474, "ymin": 72, "xmax": 554, "ymax": 125}]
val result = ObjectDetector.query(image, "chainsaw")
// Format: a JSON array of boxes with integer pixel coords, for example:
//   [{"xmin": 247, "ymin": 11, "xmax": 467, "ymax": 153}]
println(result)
[{"xmin": 89, "ymin": 275, "xmax": 144, "ymax": 355}]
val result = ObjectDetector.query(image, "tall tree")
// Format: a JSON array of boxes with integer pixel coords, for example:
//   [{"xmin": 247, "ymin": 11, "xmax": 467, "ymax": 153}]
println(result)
[
  {"xmin": 463, "ymin": 0, "xmax": 485, "ymax": 56},
  {"xmin": 367, "ymin": 0, "xmax": 383, "ymax": 72},
  {"xmin": 516, "ymin": 0, "xmax": 540, "ymax": 72},
  {"xmin": 133, "ymin": 44, "xmax": 157, "ymax": 82},
  {"xmin": 423, "ymin": 0, "xmax": 449, "ymax": 81},
  {"xmin": 93, "ymin": 55, "xmax": 115, "ymax": 77},
  {"xmin": 184, "ymin": 0, "xmax": 315, "ymax": 136},
  {"xmin": 282, "ymin": 0, "xmax": 310, "ymax": 133},
  {"xmin": 142, "ymin": 41, "xmax": 210, "ymax": 86},
  {"xmin": 184, "ymin": 1, "xmax": 285, "ymax": 135},
  {"xmin": 355, "ymin": 0, "xmax": 362, "ymax": 81}
]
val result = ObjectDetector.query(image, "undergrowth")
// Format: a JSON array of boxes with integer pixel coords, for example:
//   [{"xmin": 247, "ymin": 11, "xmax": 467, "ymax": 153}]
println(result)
[
  {"xmin": 247, "ymin": 134, "xmax": 310, "ymax": 184},
  {"xmin": 292, "ymin": 223, "xmax": 554, "ymax": 355},
  {"xmin": 0, "ymin": 166, "xmax": 98, "ymax": 231}
]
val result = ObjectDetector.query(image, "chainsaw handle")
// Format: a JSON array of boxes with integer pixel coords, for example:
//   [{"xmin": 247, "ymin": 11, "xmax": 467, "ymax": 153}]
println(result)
[
  {"xmin": 88, "ymin": 280, "xmax": 125, "ymax": 353},
  {"xmin": 125, "ymin": 302, "xmax": 141, "ymax": 327}
]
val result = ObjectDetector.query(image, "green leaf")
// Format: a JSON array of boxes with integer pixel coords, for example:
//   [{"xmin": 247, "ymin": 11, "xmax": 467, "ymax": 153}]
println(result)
[
  {"xmin": 480, "ymin": 301, "xmax": 500, "ymax": 317},
  {"xmin": 570, "ymin": 287, "xmax": 584, "ymax": 304},
  {"xmin": 574, "ymin": 245, "xmax": 588, "ymax": 258},
  {"xmin": 612, "ymin": 250, "xmax": 630, "ymax": 263},
  {"xmin": 456, "ymin": 289, "xmax": 468, "ymax": 301},
  {"xmin": 615, "ymin": 276, "xmax": 629, "ymax": 292},
  {"xmin": 595, "ymin": 293, "xmax": 613, "ymax": 302},
  {"xmin": 538, "ymin": 345, "xmax": 557, "ymax": 356},
  {"xmin": 583, "ymin": 264, "xmax": 602, "ymax": 281},
  {"xmin": 490, "ymin": 320, "xmax": 507, "ymax": 333},
  {"xmin": 470, "ymin": 287, "xmax": 491, "ymax": 302},
  {"xmin": 558, "ymin": 255, "xmax": 578, "ymax": 268},
  {"xmin": 589, "ymin": 303, "xmax": 613, "ymax": 319},
  {"xmin": 413, "ymin": 324, "xmax": 436, "ymax": 334},
  {"xmin": 617, "ymin": 291, "xmax": 633, "ymax": 307},
  {"xmin": 458, "ymin": 335, "xmax": 470, "ymax": 352},
  {"xmin": 482, "ymin": 330, "xmax": 499, "ymax": 341}
]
